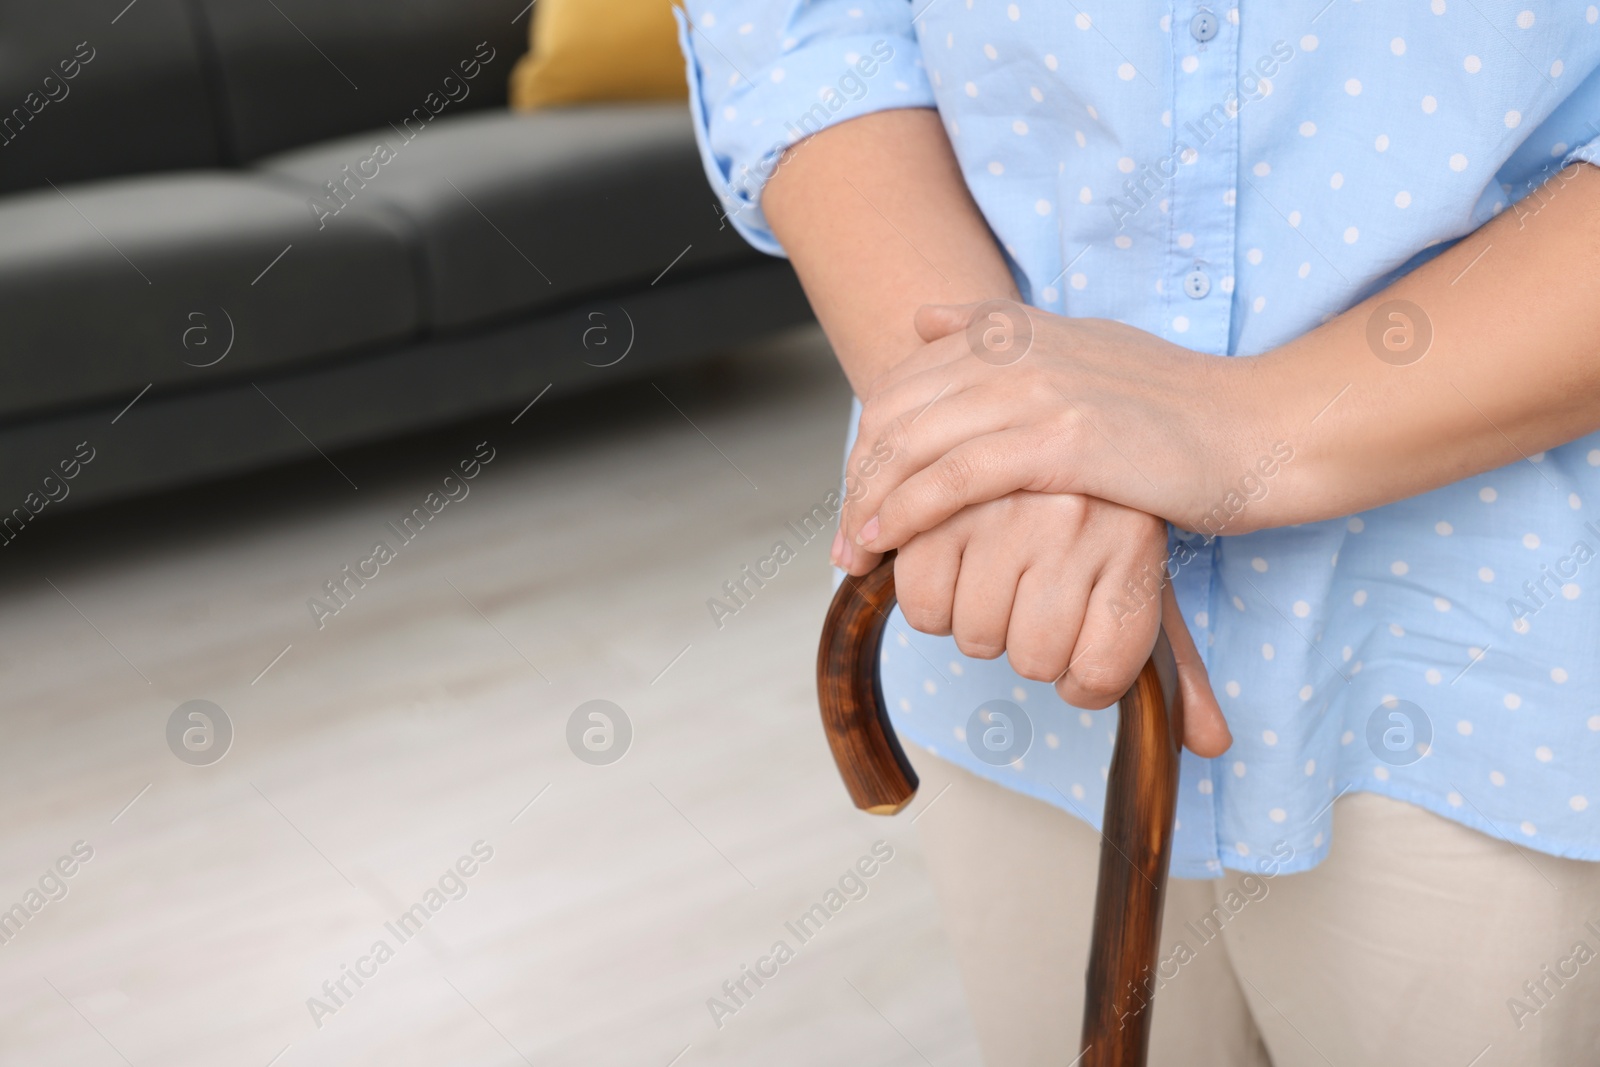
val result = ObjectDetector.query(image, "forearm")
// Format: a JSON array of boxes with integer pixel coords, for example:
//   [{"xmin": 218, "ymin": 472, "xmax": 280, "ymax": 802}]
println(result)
[
  {"xmin": 763, "ymin": 108, "xmax": 1018, "ymax": 397},
  {"xmin": 1251, "ymin": 162, "xmax": 1600, "ymax": 530},
  {"xmin": 834, "ymin": 162, "xmax": 1600, "ymax": 554}
]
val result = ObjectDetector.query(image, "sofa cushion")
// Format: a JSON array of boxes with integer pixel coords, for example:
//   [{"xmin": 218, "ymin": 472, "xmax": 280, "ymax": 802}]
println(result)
[
  {"xmin": 0, "ymin": 0, "xmax": 220, "ymax": 195},
  {"xmin": 0, "ymin": 173, "xmax": 419, "ymax": 422},
  {"xmin": 194, "ymin": 0, "xmax": 530, "ymax": 162},
  {"xmin": 256, "ymin": 105, "xmax": 760, "ymax": 331}
]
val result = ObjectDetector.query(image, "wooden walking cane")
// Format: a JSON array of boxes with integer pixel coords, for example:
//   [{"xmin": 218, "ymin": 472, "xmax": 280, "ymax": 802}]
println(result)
[{"xmin": 817, "ymin": 552, "xmax": 1182, "ymax": 1067}]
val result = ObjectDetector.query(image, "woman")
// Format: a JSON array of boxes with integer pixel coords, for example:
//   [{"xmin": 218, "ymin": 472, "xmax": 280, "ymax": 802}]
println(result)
[{"xmin": 682, "ymin": 4, "xmax": 1600, "ymax": 1063}]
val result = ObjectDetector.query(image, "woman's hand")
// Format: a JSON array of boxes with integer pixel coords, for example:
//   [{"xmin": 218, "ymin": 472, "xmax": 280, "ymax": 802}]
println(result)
[
  {"xmin": 841, "ymin": 489, "xmax": 1233, "ymax": 758},
  {"xmin": 851, "ymin": 162, "xmax": 1600, "ymax": 552},
  {"xmin": 840, "ymin": 302, "xmax": 1270, "ymax": 557}
]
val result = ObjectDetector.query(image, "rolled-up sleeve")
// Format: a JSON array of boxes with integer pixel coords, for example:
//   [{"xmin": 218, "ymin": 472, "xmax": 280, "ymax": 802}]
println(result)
[
  {"xmin": 1563, "ymin": 133, "xmax": 1600, "ymax": 170},
  {"xmin": 1554, "ymin": 69, "xmax": 1600, "ymax": 171},
  {"xmin": 676, "ymin": 1, "xmax": 935, "ymax": 255}
]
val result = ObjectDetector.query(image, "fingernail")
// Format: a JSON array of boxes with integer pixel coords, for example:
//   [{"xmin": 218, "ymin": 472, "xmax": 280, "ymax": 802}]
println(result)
[
  {"xmin": 830, "ymin": 527, "xmax": 844, "ymax": 565},
  {"xmin": 855, "ymin": 515, "xmax": 880, "ymax": 546}
]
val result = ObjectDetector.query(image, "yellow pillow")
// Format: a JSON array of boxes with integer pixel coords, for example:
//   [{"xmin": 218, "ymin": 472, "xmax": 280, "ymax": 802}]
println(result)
[{"xmin": 510, "ymin": 0, "xmax": 688, "ymax": 109}]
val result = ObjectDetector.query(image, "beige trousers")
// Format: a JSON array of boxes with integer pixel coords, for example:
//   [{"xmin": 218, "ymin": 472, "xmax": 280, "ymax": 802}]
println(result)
[{"xmin": 908, "ymin": 749, "xmax": 1600, "ymax": 1067}]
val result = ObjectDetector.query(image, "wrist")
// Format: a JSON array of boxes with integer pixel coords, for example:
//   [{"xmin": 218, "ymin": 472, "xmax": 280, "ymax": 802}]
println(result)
[
  {"xmin": 1221, "ymin": 339, "xmax": 1351, "ymax": 534},
  {"xmin": 1178, "ymin": 349, "xmax": 1301, "ymax": 537}
]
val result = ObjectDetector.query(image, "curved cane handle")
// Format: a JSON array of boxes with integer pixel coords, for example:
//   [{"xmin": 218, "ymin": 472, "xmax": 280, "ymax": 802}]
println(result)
[
  {"xmin": 816, "ymin": 553, "xmax": 1182, "ymax": 1067},
  {"xmin": 815, "ymin": 552, "xmax": 919, "ymax": 814}
]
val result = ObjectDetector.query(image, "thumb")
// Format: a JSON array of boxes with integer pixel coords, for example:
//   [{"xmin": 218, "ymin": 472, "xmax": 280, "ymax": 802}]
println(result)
[
  {"xmin": 914, "ymin": 302, "xmax": 978, "ymax": 344},
  {"xmin": 1161, "ymin": 582, "xmax": 1232, "ymax": 758}
]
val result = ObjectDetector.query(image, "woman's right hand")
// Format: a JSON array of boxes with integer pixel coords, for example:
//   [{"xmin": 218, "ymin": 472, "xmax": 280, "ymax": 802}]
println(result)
[{"xmin": 837, "ymin": 489, "xmax": 1232, "ymax": 758}]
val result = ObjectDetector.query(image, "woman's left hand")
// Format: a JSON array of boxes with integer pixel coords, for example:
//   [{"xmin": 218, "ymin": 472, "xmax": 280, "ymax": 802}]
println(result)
[{"xmin": 842, "ymin": 301, "xmax": 1269, "ymax": 557}]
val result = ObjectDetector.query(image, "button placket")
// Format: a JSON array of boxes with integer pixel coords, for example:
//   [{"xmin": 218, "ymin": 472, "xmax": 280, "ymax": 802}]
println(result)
[{"xmin": 1166, "ymin": 1, "xmax": 1240, "ymax": 355}]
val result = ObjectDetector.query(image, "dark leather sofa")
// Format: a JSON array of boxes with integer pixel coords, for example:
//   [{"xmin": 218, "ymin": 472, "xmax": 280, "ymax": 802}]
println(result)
[{"xmin": 0, "ymin": 0, "xmax": 807, "ymax": 514}]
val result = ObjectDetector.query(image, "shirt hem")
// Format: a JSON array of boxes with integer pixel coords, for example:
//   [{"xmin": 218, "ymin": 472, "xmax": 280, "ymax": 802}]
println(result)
[{"xmin": 898, "ymin": 724, "xmax": 1600, "ymax": 880}]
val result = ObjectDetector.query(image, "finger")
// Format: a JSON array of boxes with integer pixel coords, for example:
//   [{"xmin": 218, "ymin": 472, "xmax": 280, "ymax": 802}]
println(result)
[
  {"xmin": 860, "ymin": 430, "xmax": 1042, "ymax": 553},
  {"xmin": 829, "ymin": 524, "xmax": 883, "ymax": 575},
  {"xmin": 860, "ymin": 329, "xmax": 973, "ymax": 404},
  {"xmin": 1056, "ymin": 559, "xmax": 1161, "ymax": 711},
  {"xmin": 847, "ymin": 359, "xmax": 1044, "ymax": 548},
  {"xmin": 1004, "ymin": 561, "xmax": 1092, "ymax": 684},
  {"xmin": 892, "ymin": 515, "xmax": 972, "ymax": 636},
  {"xmin": 948, "ymin": 525, "xmax": 1024, "ymax": 660},
  {"xmin": 849, "ymin": 547, "xmax": 885, "ymax": 576},
  {"xmin": 1161, "ymin": 581, "xmax": 1232, "ymax": 757},
  {"xmin": 842, "ymin": 344, "xmax": 971, "ymax": 542},
  {"xmin": 913, "ymin": 301, "xmax": 979, "ymax": 344},
  {"xmin": 843, "ymin": 359, "xmax": 999, "ymax": 545},
  {"xmin": 868, "ymin": 298, "xmax": 1032, "ymax": 401},
  {"xmin": 841, "ymin": 542, "xmax": 884, "ymax": 576}
]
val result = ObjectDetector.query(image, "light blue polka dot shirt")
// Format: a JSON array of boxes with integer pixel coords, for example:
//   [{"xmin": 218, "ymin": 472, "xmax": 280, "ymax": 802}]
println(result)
[{"xmin": 680, "ymin": 1, "xmax": 1600, "ymax": 876}]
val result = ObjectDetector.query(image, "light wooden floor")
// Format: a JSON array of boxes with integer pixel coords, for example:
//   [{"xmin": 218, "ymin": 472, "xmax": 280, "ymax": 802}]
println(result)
[{"xmin": 0, "ymin": 326, "xmax": 981, "ymax": 1066}]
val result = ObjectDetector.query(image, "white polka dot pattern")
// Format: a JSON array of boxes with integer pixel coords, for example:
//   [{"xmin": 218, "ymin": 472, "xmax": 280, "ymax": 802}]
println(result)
[{"xmin": 690, "ymin": 3, "xmax": 1600, "ymax": 877}]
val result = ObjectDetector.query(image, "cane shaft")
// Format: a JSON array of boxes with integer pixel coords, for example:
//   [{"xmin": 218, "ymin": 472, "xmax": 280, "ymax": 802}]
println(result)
[{"xmin": 816, "ymin": 554, "xmax": 1181, "ymax": 1067}]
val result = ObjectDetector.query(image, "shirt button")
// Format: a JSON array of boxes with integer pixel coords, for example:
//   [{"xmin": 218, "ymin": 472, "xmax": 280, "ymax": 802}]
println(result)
[
  {"xmin": 1184, "ymin": 270, "xmax": 1211, "ymax": 299},
  {"xmin": 1190, "ymin": 10, "xmax": 1218, "ymax": 42}
]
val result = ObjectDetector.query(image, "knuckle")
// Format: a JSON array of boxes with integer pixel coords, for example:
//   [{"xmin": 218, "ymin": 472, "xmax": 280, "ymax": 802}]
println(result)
[
  {"xmin": 854, "ymin": 405, "xmax": 886, "ymax": 449},
  {"xmin": 858, "ymin": 392, "xmax": 884, "ymax": 427},
  {"xmin": 894, "ymin": 542, "xmax": 957, "ymax": 634},
  {"xmin": 1044, "ymin": 491, "xmax": 1089, "ymax": 526},
  {"xmin": 878, "ymin": 486, "xmax": 910, "ymax": 530},
  {"xmin": 931, "ymin": 453, "xmax": 974, "ymax": 499},
  {"xmin": 954, "ymin": 632, "xmax": 1003, "ymax": 660},
  {"xmin": 1008, "ymin": 647, "xmax": 1064, "ymax": 683},
  {"xmin": 1058, "ymin": 682, "xmax": 1114, "ymax": 711},
  {"xmin": 1067, "ymin": 662, "xmax": 1127, "ymax": 707},
  {"xmin": 1050, "ymin": 404, "xmax": 1087, "ymax": 448},
  {"xmin": 902, "ymin": 604, "xmax": 951, "ymax": 636},
  {"xmin": 879, "ymin": 416, "xmax": 912, "ymax": 470},
  {"xmin": 850, "ymin": 422, "xmax": 905, "ymax": 505},
  {"xmin": 897, "ymin": 585, "xmax": 952, "ymax": 635}
]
